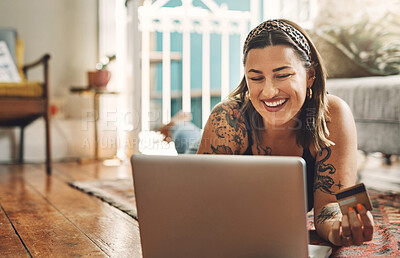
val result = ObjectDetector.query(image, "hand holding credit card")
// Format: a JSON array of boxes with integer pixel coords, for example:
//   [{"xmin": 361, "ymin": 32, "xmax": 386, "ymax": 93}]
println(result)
[{"xmin": 335, "ymin": 183, "xmax": 373, "ymax": 215}]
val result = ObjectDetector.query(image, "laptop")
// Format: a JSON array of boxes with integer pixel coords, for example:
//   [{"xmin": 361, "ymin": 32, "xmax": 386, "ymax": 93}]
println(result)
[{"xmin": 131, "ymin": 154, "xmax": 325, "ymax": 258}]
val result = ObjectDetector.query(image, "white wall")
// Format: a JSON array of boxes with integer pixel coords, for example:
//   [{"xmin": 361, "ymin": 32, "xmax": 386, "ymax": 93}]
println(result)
[
  {"xmin": 0, "ymin": 0, "xmax": 111, "ymax": 162},
  {"xmin": 0, "ymin": 0, "xmax": 98, "ymax": 95}
]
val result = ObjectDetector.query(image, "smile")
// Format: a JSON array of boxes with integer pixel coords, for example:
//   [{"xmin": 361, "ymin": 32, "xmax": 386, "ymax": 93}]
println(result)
[{"xmin": 263, "ymin": 98, "xmax": 288, "ymax": 107}]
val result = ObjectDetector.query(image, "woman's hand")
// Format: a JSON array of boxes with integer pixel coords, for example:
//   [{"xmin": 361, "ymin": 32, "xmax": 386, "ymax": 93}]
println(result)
[{"xmin": 328, "ymin": 204, "xmax": 374, "ymax": 246}]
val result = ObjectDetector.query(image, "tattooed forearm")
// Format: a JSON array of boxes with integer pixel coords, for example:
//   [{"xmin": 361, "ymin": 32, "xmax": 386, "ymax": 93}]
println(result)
[
  {"xmin": 315, "ymin": 203, "xmax": 342, "ymax": 225},
  {"xmin": 314, "ymin": 147, "xmax": 337, "ymax": 194}
]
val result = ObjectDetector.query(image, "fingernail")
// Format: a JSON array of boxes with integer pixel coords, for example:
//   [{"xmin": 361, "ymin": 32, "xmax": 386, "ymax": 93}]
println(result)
[
  {"xmin": 357, "ymin": 203, "xmax": 363, "ymax": 211},
  {"xmin": 348, "ymin": 207, "xmax": 354, "ymax": 212}
]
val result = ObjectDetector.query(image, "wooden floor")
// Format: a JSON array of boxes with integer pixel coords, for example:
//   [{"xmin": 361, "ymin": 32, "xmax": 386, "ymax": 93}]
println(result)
[
  {"xmin": 0, "ymin": 161, "xmax": 141, "ymax": 257},
  {"xmin": 0, "ymin": 153, "xmax": 399, "ymax": 257},
  {"xmin": 357, "ymin": 153, "xmax": 400, "ymax": 192}
]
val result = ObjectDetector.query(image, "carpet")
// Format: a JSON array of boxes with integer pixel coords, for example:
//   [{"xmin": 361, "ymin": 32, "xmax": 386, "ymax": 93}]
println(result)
[
  {"xmin": 69, "ymin": 178, "xmax": 138, "ymax": 219},
  {"xmin": 309, "ymin": 189, "xmax": 400, "ymax": 257},
  {"xmin": 70, "ymin": 179, "xmax": 400, "ymax": 257}
]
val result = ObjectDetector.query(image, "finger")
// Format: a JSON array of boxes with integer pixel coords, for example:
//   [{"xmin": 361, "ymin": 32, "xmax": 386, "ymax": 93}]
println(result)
[
  {"xmin": 342, "ymin": 236, "xmax": 352, "ymax": 247},
  {"xmin": 341, "ymin": 214, "xmax": 353, "ymax": 246},
  {"xmin": 329, "ymin": 221, "xmax": 342, "ymax": 246},
  {"xmin": 357, "ymin": 204, "xmax": 374, "ymax": 241},
  {"xmin": 341, "ymin": 213, "xmax": 351, "ymax": 237},
  {"xmin": 348, "ymin": 207, "xmax": 363, "ymax": 245}
]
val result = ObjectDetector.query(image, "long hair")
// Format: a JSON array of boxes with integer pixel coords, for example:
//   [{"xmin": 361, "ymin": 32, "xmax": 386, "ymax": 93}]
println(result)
[{"xmin": 229, "ymin": 19, "xmax": 334, "ymax": 152}]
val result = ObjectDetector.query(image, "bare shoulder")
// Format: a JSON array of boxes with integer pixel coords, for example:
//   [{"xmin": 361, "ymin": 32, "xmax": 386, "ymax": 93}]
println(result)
[
  {"xmin": 320, "ymin": 95, "xmax": 357, "ymax": 161},
  {"xmin": 211, "ymin": 99, "xmax": 242, "ymax": 116},
  {"xmin": 197, "ymin": 99, "xmax": 249, "ymax": 154},
  {"xmin": 326, "ymin": 95, "xmax": 353, "ymax": 121},
  {"xmin": 325, "ymin": 95, "xmax": 356, "ymax": 132},
  {"xmin": 210, "ymin": 99, "xmax": 247, "ymax": 129}
]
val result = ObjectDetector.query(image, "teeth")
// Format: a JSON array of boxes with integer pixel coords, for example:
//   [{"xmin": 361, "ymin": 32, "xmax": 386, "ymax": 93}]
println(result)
[{"xmin": 264, "ymin": 99, "xmax": 286, "ymax": 107}]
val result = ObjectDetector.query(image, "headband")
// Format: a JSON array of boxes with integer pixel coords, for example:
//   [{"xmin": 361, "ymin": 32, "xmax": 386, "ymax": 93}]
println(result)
[{"xmin": 243, "ymin": 19, "xmax": 311, "ymax": 60}]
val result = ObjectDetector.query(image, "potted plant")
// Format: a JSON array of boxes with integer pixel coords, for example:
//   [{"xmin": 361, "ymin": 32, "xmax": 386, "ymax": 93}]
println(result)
[{"xmin": 88, "ymin": 55, "xmax": 116, "ymax": 88}]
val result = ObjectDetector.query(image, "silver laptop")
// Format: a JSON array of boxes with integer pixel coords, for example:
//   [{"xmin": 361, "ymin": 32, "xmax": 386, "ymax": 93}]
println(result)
[{"xmin": 131, "ymin": 154, "xmax": 310, "ymax": 258}]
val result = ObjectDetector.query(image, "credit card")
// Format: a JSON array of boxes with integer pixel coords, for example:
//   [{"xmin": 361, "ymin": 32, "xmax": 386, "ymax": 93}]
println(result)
[{"xmin": 335, "ymin": 183, "xmax": 373, "ymax": 215}]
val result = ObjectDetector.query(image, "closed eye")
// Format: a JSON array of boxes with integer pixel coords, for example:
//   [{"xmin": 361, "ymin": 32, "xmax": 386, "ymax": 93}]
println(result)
[
  {"xmin": 249, "ymin": 77, "xmax": 264, "ymax": 81},
  {"xmin": 276, "ymin": 74, "xmax": 293, "ymax": 79}
]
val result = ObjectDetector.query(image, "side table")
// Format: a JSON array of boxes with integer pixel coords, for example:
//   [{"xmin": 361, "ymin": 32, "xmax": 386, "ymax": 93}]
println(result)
[{"xmin": 70, "ymin": 87, "xmax": 119, "ymax": 161}]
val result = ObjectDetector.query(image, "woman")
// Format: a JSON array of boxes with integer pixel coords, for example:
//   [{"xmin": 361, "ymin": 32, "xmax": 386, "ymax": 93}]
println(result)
[{"xmin": 196, "ymin": 19, "xmax": 374, "ymax": 247}]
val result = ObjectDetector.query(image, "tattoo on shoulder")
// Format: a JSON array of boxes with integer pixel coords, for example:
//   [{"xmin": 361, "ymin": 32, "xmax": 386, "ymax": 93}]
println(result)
[
  {"xmin": 210, "ymin": 144, "xmax": 239, "ymax": 155},
  {"xmin": 212, "ymin": 102, "xmax": 247, "ymax": 137},
  {"xmin": 215, "ymin": 126, "xmax": 226, "ymax": 138},
  {"xmin": 314, "ymin": 147, "xmax": 338, "ymax": 194},
  {"xmin": 210, "ymin": 102, "xmax": 247, "ymax": 151},
  {"xmin": 316, "ymin": 204, "xmax": 341, "ymax": 225},
  {"xmin": 256, "ymin": 144, "xmax": 272, "ymax": 155}
]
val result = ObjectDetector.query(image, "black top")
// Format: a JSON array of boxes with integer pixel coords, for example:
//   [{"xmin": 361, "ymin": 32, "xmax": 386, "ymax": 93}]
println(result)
[{"xmin": 242, "ymin": 111, "xmax": 316, "ymax": 212}]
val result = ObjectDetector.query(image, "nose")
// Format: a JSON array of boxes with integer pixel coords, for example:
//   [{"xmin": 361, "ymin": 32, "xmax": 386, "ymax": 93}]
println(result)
[{"xmin": 261, "ymin": 80, "xmax": 279, "ymax": 99}]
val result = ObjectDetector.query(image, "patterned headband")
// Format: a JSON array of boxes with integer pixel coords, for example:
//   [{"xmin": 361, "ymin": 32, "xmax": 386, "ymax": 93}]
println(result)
[{"xmin": 243, "ymin": 19, "xmax": 311, "ymax": 60}]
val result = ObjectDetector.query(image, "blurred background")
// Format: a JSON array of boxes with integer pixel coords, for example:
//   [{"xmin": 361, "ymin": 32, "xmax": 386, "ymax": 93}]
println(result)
[{"xmin": 0, "ymin": 0, "xmax": 399, "ymax": 162}]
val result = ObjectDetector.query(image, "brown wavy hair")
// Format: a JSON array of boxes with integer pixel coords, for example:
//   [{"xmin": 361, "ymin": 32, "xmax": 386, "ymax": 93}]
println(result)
[{"xmin": 229, "ymin": 19, "xmax": 334, "ymax": 152}]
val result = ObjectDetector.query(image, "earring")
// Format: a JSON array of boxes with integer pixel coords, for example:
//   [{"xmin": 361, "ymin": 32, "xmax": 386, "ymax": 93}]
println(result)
[{"xmin": 307, "ymin": 88, "xmax": 313, "ymax": 99}]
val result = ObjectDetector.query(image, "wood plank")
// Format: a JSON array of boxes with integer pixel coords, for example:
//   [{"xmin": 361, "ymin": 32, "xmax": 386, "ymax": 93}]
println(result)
[
  {"xmin": 27, "ymin": 164, "xmax": 142, "ymax": 257},
  {"xmin": 0, "ymin": 205, "xmax": 30, "ymax": 257},
  {"xmin": 0, "ymin": 165, "xmax": 106, "ymax": 257},
  {"xmin": 0, "ymin": 99, "xmax": 45, "ymax": 118},
  {"xmin": 53, "ymin": 162, "xmax": 132, "ymax": 182}
]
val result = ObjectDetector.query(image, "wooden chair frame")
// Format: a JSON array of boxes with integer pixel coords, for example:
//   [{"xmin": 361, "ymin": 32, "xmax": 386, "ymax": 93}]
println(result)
[{"xmin": 0, "ymin": 54, "xmax": 51, "ymax": 174}]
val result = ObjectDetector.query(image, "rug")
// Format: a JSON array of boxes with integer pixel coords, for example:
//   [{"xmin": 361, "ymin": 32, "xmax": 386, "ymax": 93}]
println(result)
[
  {"xmin": 70, "ymin": 179, "xmax": 400, "ymax": 257},
  {"xmin": 309, "ymin": 189, "xmax": 400, "ymax": 257},
  {"xmin": 69, "ymin": 178, "xmax": 138, "ymax": 219}
]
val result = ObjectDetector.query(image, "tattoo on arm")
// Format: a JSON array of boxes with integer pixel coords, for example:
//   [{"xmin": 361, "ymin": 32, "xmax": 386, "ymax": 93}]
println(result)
[
  {"xmin": 316, "ymin": 204, "xmax": 341, "ymax": 225},
  {"xmin": 256, "ymin": 144, "xmax": 272, "ymax": 155},
  {"xmin": 212, "ymin": 103, "xmax": 247, "ymax": 138},
  {"xmin": 314, "ymin": 147, "xmax": 338, "ymax": 194},
  {"xmin": 209, "ymin": 102, "xmax": 247, "ymax": 153},
  {"xmin": 335, "ymin": 180, "xmax": 343, "ymax": 190},
  {"xmin": 215, "ymin": 126, "xmax": 226, "ymax": 138},
  {"xmin": 211, "ymin": 144, "xmax": 238, "ymax": 155}
]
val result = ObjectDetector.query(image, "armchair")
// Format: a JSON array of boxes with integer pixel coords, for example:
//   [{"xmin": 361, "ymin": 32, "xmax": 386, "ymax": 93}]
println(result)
[{"xmin": 0, "ymin": 28, "xmax": 51, "ymax": 174}]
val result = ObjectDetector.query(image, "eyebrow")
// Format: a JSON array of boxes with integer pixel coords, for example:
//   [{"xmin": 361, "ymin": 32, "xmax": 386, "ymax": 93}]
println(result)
[
  {"xmin": 247, "ymin": 66, "xmax": 293, "ymax": 74},
  {"xmin": 272, "ymin": 66, "xmax": 292, "ymax": 72},
  {"xmin": 247, "ymin": 69, "xmax": 263, "ymax": 74}
]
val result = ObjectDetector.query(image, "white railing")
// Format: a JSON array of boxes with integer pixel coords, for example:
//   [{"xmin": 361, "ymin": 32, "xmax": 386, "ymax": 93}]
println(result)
[{"xmin": 136, "ymin": 0, "xmax": 251, "ymax": 131}]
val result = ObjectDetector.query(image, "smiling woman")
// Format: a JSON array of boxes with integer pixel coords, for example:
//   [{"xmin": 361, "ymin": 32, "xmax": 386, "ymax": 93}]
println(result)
[
  {"xmin": 245, "ymin": 46, "xmax": 312, "ymax": 128},
  {"xmin": 197, "ymin": 19, "xmax": 375, "ymax": 247}
]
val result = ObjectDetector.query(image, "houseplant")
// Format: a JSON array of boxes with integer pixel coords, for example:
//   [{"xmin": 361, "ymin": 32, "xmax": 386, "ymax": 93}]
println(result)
[{"xmin": 88, "ymin": 54, "xmax": 116, "ymax": 88}]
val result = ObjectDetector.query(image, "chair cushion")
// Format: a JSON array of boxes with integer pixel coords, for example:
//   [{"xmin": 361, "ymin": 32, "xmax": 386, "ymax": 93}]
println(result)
[{"xmin": 0, "ymin": 81, "xmax": 43, "ymax": 97}]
